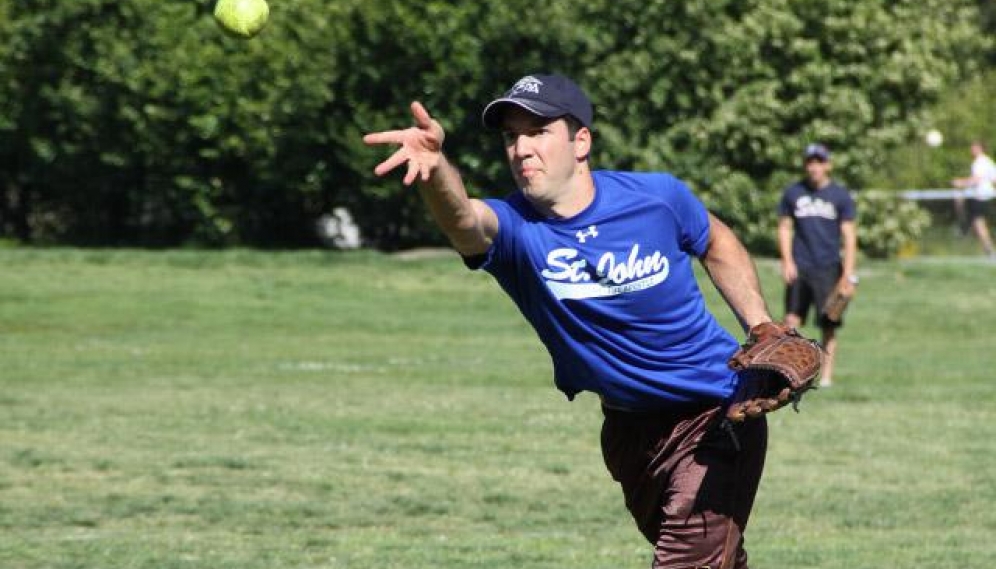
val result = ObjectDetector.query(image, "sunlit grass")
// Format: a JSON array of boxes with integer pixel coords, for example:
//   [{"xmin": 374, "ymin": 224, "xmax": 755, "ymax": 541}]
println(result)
[{"xmin": 1, "ymin": 248, "xmax": 994, "ymax": 568}]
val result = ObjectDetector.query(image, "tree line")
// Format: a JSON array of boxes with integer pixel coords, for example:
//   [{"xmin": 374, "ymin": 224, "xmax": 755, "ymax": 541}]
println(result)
[{"xmin": 0, "ymin": 0, "xmax": 990, "ymax": 254}]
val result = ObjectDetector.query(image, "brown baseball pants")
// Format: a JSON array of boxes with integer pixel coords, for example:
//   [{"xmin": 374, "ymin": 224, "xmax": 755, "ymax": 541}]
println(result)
[{"xmin": 600, "ymin": 404, "xmax": 767, "ymax": 569}]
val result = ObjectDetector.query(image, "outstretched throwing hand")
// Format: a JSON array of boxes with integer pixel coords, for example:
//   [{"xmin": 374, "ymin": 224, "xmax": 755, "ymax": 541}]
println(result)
[{"xmin": 362, "ymin": 102, "xmax": 445, "ymax": 185}]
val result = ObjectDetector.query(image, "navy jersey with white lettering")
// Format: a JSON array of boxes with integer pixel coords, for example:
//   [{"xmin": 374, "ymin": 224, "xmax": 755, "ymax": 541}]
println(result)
[
  {"xmin": 778, "ymin": 180, "xmax": 856, "ymax": 270},
  {"xmin": 474, "ymin": 170, "xmax": 740, "ymax": 409}
]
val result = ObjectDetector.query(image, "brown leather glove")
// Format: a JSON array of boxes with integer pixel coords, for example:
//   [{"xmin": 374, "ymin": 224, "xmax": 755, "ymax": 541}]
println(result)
[
  {"xmin": 726, "ymin": 322, "xmax": 825, "ymax": 422},
  {"xmin": 822, "ymin": 282, "xmax": 854, "ymax": 324}
]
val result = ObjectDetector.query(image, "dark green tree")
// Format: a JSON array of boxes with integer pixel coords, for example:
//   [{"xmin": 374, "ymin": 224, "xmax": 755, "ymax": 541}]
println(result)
[{"xmin": 0, "ymin": 0, "xmax": 989, "ymax": 254}]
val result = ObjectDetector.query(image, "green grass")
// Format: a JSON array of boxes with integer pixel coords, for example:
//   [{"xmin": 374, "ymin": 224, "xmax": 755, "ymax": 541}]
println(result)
[{"xmin": 1, "ymin": 248, "xmax": 995, "ymax": 568}]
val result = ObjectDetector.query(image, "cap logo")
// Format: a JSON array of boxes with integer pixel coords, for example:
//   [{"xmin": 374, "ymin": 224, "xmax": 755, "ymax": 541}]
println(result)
[{"xmin": 509, "ymin": 76, "xmax": 542, "ymax": 96}]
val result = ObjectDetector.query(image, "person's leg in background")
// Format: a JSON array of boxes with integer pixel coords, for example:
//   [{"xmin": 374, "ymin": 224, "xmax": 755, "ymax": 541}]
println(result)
[
  {"xmin": 968, "ymin": 202, "xmax": 996, "ymax": 257},
  {"xmin": 954, "ymin": 196, "xmax": 969, "ymax": 236},
  {"xmin": 782, "ymin": 277, "xmax": 811, "ymax": 330},
  {"xmin": 819, "ymin": 325, "xmax": 837, "ymax": 387}
]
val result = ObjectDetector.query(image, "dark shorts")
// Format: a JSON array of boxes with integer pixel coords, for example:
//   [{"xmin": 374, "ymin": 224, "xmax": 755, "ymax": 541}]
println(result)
[
  {"xmin": 966, "ymin": 198, "xmax": 989, "ymax": 220},
  {"xmin": 785, "ymin": 264, "xmax": 843, "ymax": 328},
  {"xmin": 600, "ymin": 404, "xmax": 767, "ymax": 569}
]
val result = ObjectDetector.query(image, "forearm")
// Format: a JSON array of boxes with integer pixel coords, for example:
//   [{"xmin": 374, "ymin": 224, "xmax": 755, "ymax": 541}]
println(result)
[
  {"xmin": 841, "ymin": 221, "xmax": 858, "ymax": 277},
  {"xmin": 702, "ymin": 216, "xmax": 772, "ymax": 331},
  {"xmin": 953, "ymin": 176, "xmax": 977, "ymax": 188},
  {"xmin": 417, "ymin": 155, "xmax": 491, "ymax": 255},
  {"xmin": 704, "ymin": 251, "xmax": 772, "ymax": 332},
  {"xmin": 417, "ymin": 155, "xmax": 471, "ymax": 230},
  {"xmin": 777, "ymin": 218, "xmax": 794, "ymax": 264}
]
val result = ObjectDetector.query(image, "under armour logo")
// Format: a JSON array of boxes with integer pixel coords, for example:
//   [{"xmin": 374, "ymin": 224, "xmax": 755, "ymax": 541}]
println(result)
[{"xmin": 576, "ymin": 225, "xmax": 599, "ymax": 243}]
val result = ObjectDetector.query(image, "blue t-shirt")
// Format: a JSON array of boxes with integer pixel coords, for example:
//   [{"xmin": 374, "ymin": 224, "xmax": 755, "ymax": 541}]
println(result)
[
  {"xmin": 473, "ymin": 170, "xmax": 740, "ymax": 409},
  {"xmin": 778, "ymin": 180, "xmax": 856, "ymax": 270}
]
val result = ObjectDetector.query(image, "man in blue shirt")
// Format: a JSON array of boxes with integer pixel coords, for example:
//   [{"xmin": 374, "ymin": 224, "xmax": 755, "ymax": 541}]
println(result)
[
  {"xmin": 365, "ymin": 74, "xmax": 781, "ymax": 569},
  {"xmin": 778, "ymin": 144, "xmax": 858, "ymax": 387}
]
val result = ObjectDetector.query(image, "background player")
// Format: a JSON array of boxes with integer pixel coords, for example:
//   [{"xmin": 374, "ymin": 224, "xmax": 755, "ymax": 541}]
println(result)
[
  {"xmin": 951, "ymin": 141, "xmax": 996, "ymax": 258},
  {"xmin": 778, "ymin": 143, "xmax": 858, "ymax": 387}
]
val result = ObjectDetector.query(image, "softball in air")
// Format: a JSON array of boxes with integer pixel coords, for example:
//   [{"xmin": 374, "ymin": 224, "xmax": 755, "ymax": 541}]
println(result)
[
  {"xmin": 925, "ymin": 129, "xmax": 943, "ymax": 148},
  {"xmin": 214, "ymin": 0, "xmax": 270, "ymax": 38}
]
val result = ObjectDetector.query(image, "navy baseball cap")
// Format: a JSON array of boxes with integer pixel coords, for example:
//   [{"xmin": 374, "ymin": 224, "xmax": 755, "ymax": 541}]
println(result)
[
  {"xmin": 804, "ymin": 143, "xmax": 831, "ymax": 162},
  {"xmin": 482, "ymin": 74, "xmax": 593, "ymax": 130}
]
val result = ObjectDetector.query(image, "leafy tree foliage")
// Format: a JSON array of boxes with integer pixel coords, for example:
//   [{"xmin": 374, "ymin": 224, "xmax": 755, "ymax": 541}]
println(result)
[
  {"xmin": 0, "ymin": 0, "xmax": 990, "ymax": 253},
  {"xmin": 864, "ymin": 69, "xmax": 996, "ymax": 255},
  {"xmin": 1, "ymin": 0, "xmax": 339, "ymax": 246},
  {"xmin": 868, "ymin": 69, "xmax": 996, "ymax": 192}
]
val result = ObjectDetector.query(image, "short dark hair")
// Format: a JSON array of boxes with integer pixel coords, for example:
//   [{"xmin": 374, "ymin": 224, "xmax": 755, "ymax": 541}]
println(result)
[{"xmin": 563, "ymin": 115, "xmax": 583, "ymax": 141}]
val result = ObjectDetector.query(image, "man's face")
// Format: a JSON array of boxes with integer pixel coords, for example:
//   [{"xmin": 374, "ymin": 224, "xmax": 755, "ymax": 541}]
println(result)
[
  {"xmin": 499, "ymin": 108, "xmax": 589, "ymax": 205},
  {"xmin": 804, "ymin": 158, "xmax": 832, "ymax": 187}
]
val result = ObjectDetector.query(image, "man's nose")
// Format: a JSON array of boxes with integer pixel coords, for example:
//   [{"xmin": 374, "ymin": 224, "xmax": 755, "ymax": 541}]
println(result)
[{"xmin": 511, "ymin": 135, "xmax": 533, "ymax": 157}]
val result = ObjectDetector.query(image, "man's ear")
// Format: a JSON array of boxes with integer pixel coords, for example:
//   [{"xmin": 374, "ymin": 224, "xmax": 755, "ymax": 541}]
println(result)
[{"xmin": 574, "ymin": 126, "xmax": 592, "ymax": 161}]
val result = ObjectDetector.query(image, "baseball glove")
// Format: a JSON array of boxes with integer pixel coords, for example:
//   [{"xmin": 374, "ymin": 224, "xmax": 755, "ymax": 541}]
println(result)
[
  {"xmin": 725, "ymin": 322, "xmax": 825, "ymax": 422},
  {"xmin": 822, "ymin": 282, "xmax": 854, "ymax": 324}
]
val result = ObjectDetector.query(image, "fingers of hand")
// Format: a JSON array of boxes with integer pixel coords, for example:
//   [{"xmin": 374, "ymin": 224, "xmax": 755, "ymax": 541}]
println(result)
[
  {"xmin": 410, "ymin": 101, "xmax": 445, "ymax": 146},
  {"xmin": 411, "ymin": 101, "xmax": 431, "ymax": 128},
  {"xmin": 363, "ymin": 129, "xmax": 408, "ymax": 146},
  {"xmin": 373, "ymin": 148, "xmax": 412, "ymax": 177},
  {"xmin": 403, "ymin": 159, "xmax": 420, "ymax": 186}
]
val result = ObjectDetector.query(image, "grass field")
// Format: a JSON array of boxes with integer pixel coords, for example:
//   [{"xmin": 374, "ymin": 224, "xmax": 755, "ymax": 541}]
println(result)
[{"xmin": 1, "ymin": 248, "xmax": 995, "ymax": 569}]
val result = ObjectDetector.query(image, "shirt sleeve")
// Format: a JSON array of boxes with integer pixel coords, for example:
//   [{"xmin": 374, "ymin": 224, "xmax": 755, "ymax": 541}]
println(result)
[
  {"xmin": 777, "ymin": 186, "xmax": 794, "ymax": 217},
  {"xmin": 465, "ymin": 198, "xmax": 514, "ymax": 272},
  {"xmin": 839, "ymin": 189, "xmax": 857, "ymax": 221},
  {"xmin": 664, "ymin": 175, "xmax": 711, "ymax": 257}
]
